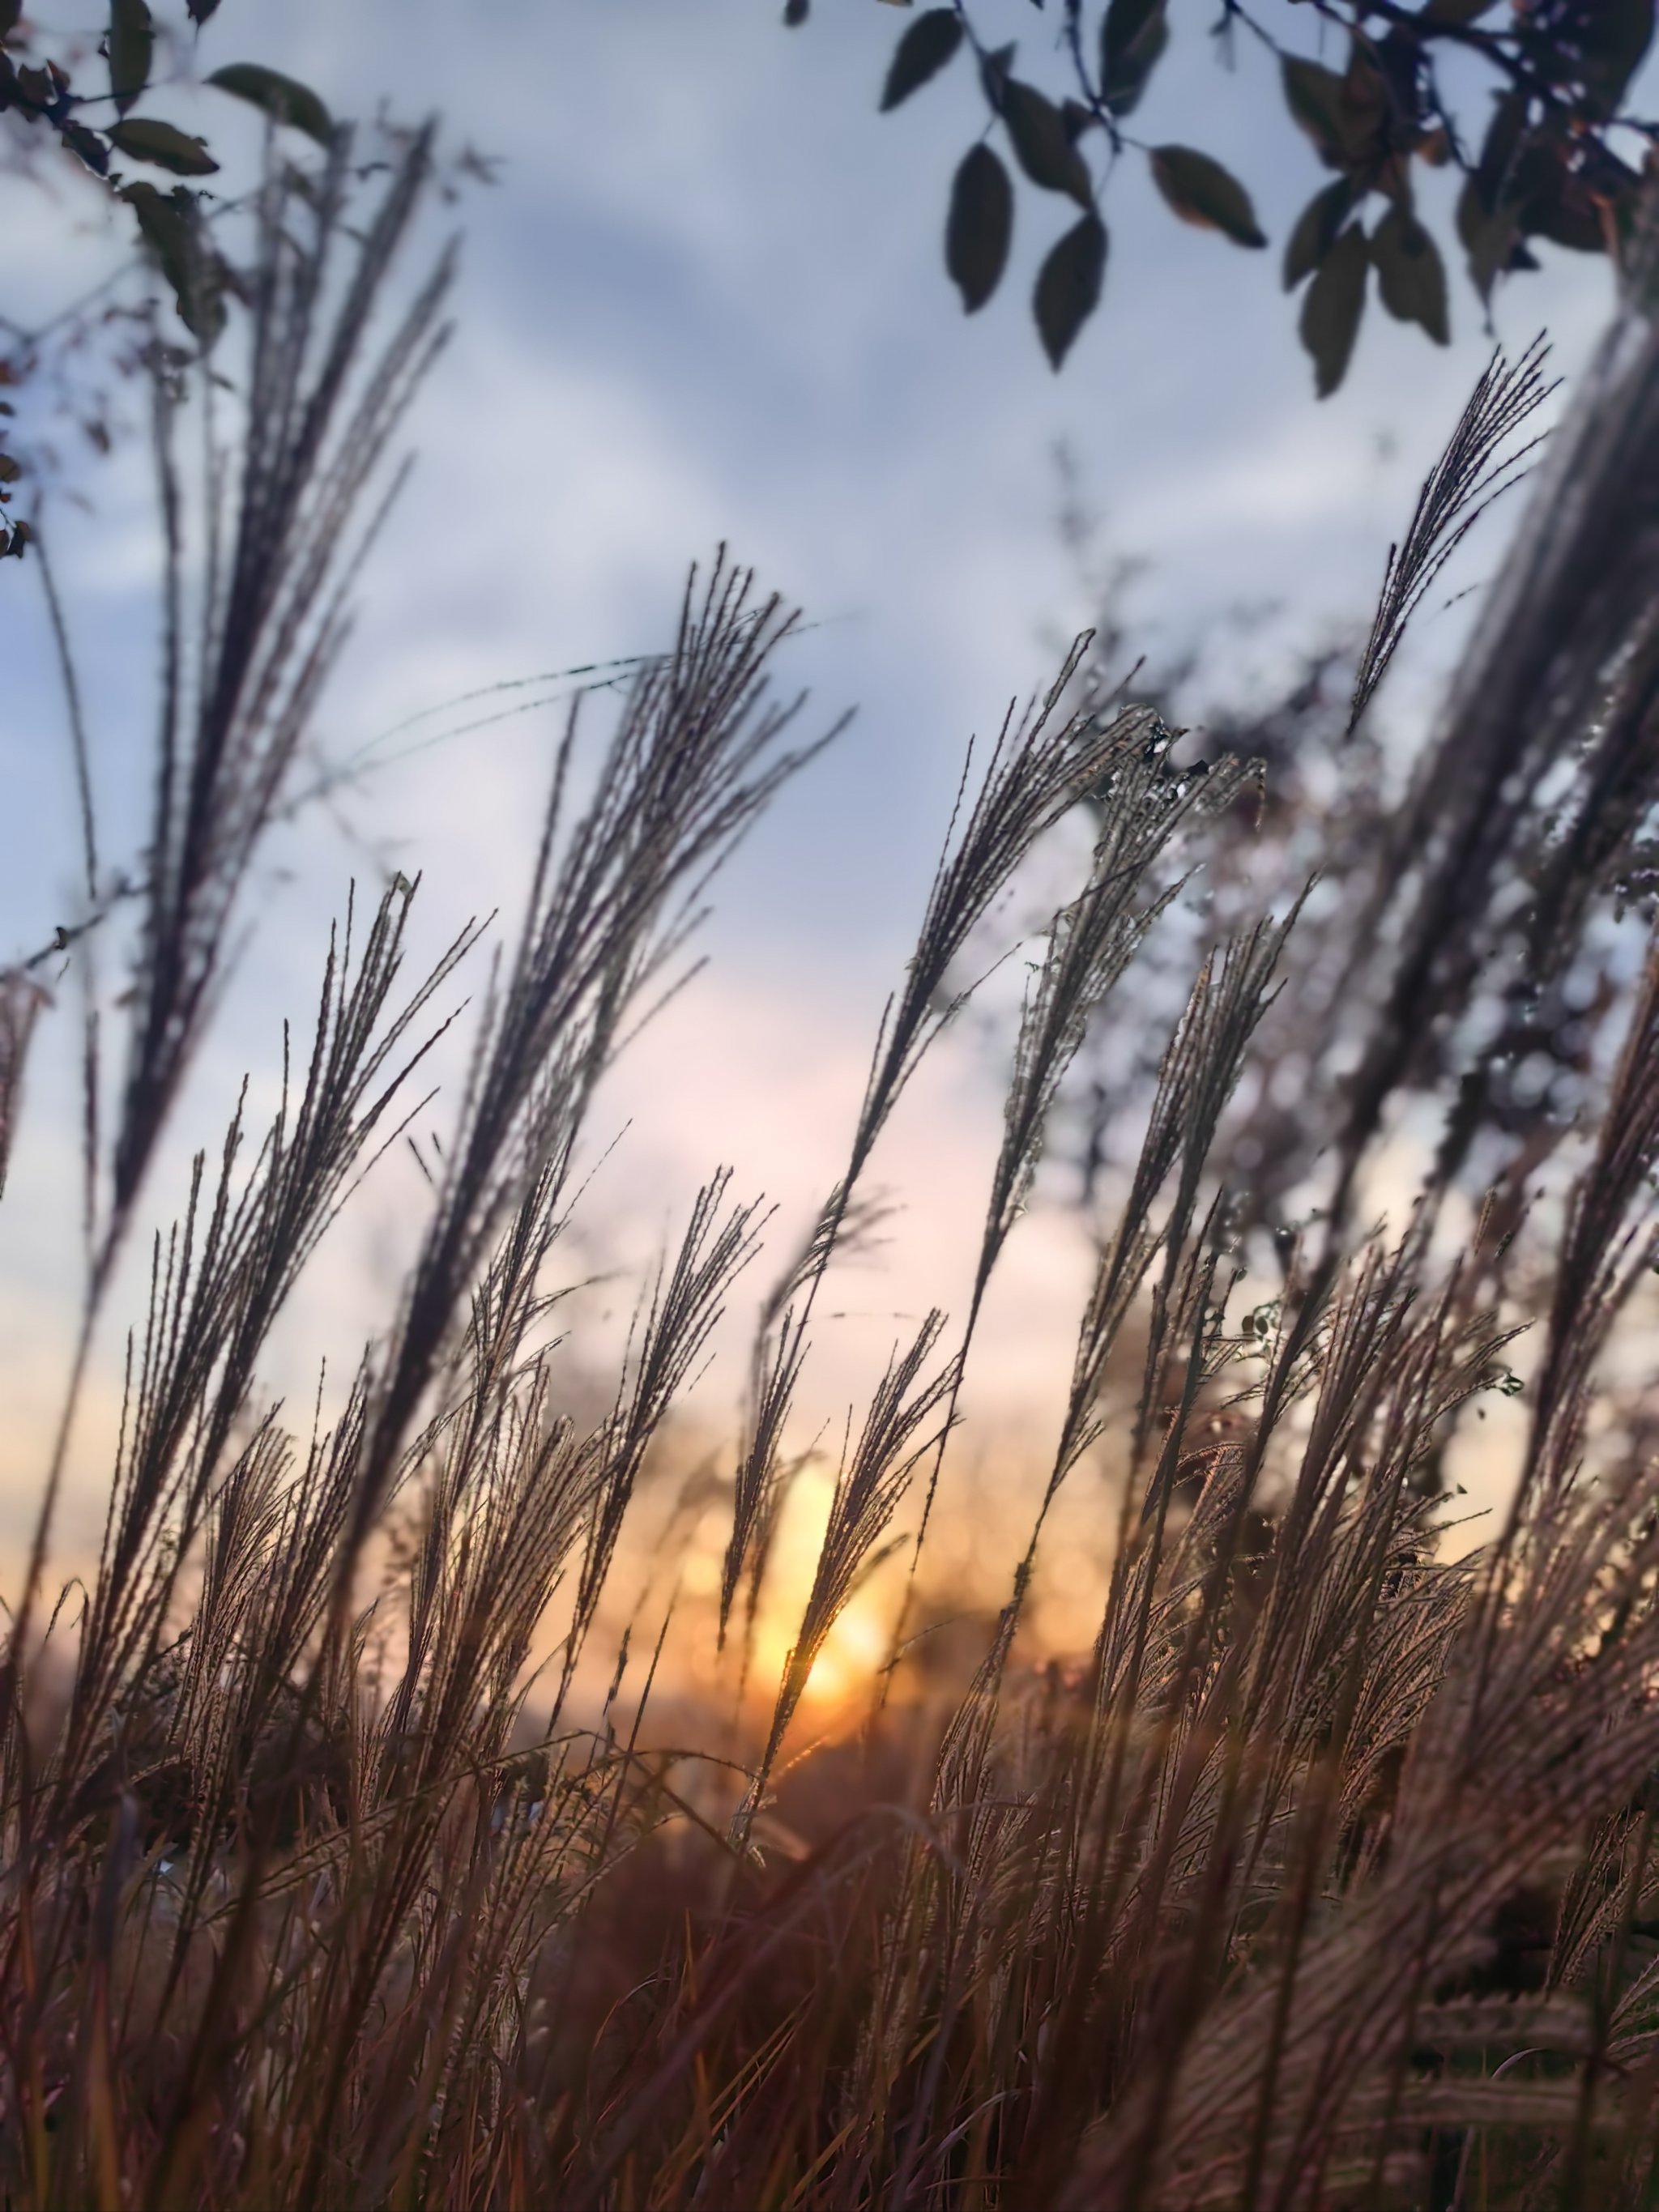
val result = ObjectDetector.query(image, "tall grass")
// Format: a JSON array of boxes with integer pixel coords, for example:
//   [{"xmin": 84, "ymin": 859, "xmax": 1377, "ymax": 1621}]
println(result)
[{"xmin": 11, "ymin": 160, "xmax": 1659, "ymax": 2212}]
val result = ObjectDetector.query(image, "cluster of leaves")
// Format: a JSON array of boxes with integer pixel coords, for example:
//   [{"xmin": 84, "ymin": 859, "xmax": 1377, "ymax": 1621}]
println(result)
[
  {"xmin": 0, "ymin": 0, "xmax": 332, "ymax": 545},
  {"xmin": 1, "ymin": 0, "xmax": 332, "ymax": 181},
  {"xmin": 788, "ymin": 0, "xmax": 1658, "ymax": 390}
]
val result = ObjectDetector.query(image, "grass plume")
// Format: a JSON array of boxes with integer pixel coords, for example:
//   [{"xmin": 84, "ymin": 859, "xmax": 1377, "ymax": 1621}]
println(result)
[{"xmin": 17, "ymin": 282, "xmax": 1659, "ymax": 2212}]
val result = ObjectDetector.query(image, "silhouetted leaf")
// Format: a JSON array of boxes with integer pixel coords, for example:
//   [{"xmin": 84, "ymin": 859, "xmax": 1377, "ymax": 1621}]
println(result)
[
  {"xmin": 1149, "ymin": 145, "xmax": 1266, "ymax": 248},
  {"xmin": 1527, "ymin": 188, "xmax": 1608, "ymax": 254},
  {"xmin": 185, "ymin": 0, "xmax": 221, "ymax": 18},
  {"xmin": 1099, "ymin": 0, "xmax": 1167, "ymax": 115},
  {"xmin": 1473, "ymin": 88, "xmax": 1527, "ymax": 211},
  {"xmin": 1299, "ymin": 221, "xmax": 1367, "ymax": 396},
  {"xmin": 1283, "ymin": 178, "xmax": 1355, "ymax": 290},
  {"xmin": 108, "ymin": 0, "xmax": 151, "ymax": 115},
  {"xmin": 1371, "ymin": 205, "xmax": 1449, "ymax": 342},
  {"xmin": 880, "ymin": 9, "xmax": 962, "ymax": 109},
  {"xmin": 122, "ymin": 181, "xmax": 189, "ymax": 258},
  {"xmin": 1282, "ymin": 56, "xmax": 1347, "ymax": 169},
  {"xmin": 1102, "ymin": 0, "xmax": 1164, "ymax": 58},
  {"xmin": 0, "ymin": 0, "xmax": 20, "ymax": 38},
  {"xmin": 1339, "ymin": 49, "xmax": 1392, "ymax": 165},
  {"xmin": 783, "ymin": 0, "xmax": 808, "ymax": 22},
  {"xmin": 979, "ymin": 41, "xmax": 1016, "ymax": 108},
  {"xmin": 122, "ymin": 180, "xmax": 224, "ymax": 340},
  {"xmin": 946, "ymin": 143, "xmax": 1013, "ymax": 313},
  {"xmin": 107, "ymin": 117, "xmax": 220, "ymax": 175},
  {"xmin": 1516, "ymin": 145, "xmax": 1615, "ymax": 252},
  {"xmin": 1576, "ymin": 0, "xmax": 1654, "ymax": 119},
  {"xmin": 12, "ymin": 62, "xmax": 54, "ymax": 109},
  {"xmin": 1000, "ymin": 79, "xmax": 1091, "ymax": 204},
  {"xmin": 60, "ymin": 120, "xmax": 111, "ymax": 175},
  {"xmin": 1424, "ymin": 0, "xmax": 1499, "ymax": 19},
  {"xmin": 1457, "ymin": 173, "xmax": 1520, "ymax": 301},
  {"xmin": 1034, "ymin": 211, "xmax": 1106, "ymax": 368},
  {"xmin": 208, "ymin": 63, "xmax": 333, "ymax": 145}
]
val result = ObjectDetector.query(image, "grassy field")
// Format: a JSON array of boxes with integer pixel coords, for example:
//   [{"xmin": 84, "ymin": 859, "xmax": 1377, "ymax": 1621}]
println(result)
[{"xmin": 10, "ymin": 139, "xmax": 1659, "ymax": 2212}]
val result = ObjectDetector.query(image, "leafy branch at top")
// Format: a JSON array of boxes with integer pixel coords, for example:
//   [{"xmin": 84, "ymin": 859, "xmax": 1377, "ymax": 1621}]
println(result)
[
  {"xmin": 0, "ymin": 0, "xmax": 335, "ymax": 555},
  {"xmin": 787, "ymin": 0, "xmax": 1658, "ymax": 392}
]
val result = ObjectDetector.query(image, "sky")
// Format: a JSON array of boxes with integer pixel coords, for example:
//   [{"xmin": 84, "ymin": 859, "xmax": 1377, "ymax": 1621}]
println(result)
[{"xmin": 0, "ymin": 1, "xmax": 1632, "ymax": 1602}]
